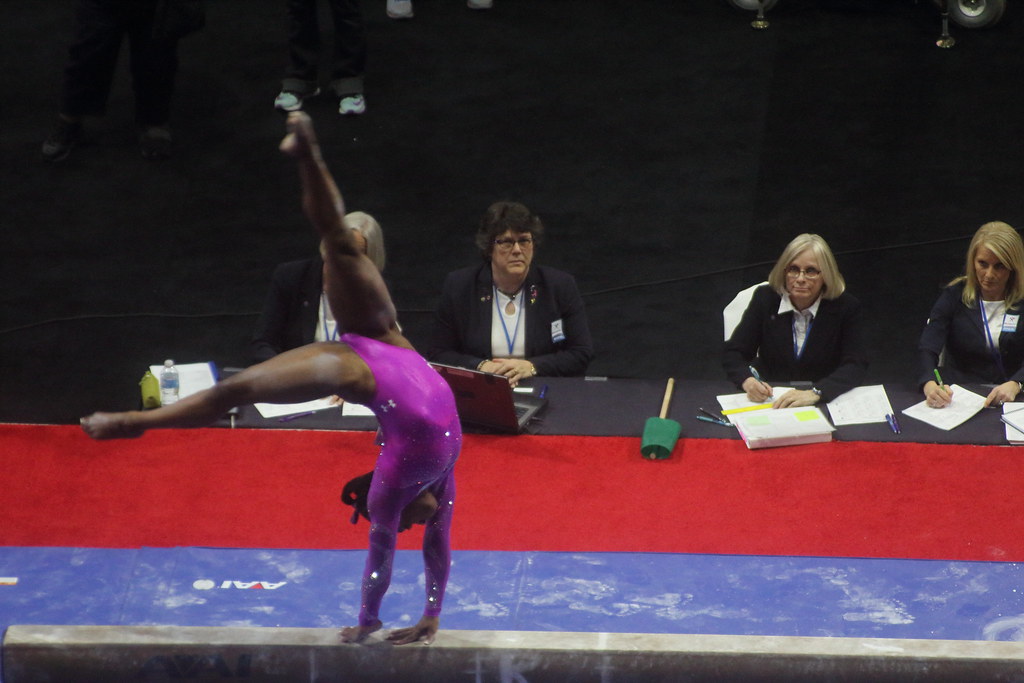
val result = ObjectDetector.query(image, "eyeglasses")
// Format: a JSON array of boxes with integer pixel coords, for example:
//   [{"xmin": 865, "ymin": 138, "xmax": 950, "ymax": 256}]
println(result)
[
  {"xmin": 493, "ymin": 236, "xmax": 534, "ymax": 251},
  {"xmin": 785, "ymin": 266, "xmax": 821, "ymax": 280}
]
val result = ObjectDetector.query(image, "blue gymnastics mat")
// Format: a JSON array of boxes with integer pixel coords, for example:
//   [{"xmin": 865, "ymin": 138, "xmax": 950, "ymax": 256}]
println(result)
[{"xmin": 2, "ymin": 546, "xmax": 1024, "ymax": 654}]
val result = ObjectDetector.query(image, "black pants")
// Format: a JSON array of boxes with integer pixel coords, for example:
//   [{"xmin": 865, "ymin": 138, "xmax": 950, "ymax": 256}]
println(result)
[
  {"xmin": 282, "ymin": 0, "xmax": 366, "ymax": 97},
  {"xmin": 59, "ymin": 0, "xmax": 179, "ymax": 126}
]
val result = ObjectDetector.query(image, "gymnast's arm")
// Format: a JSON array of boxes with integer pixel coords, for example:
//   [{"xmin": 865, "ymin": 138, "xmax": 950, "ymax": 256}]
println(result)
[{"xmin": 280, "ymin": 112, "xmax": 407, "ymax": 349}]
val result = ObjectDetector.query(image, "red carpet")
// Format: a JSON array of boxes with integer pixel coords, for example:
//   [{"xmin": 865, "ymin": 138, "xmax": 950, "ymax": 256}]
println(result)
[{"xmin": 2, "ymin": 424, "xmax": 1022, "ymax": 562}]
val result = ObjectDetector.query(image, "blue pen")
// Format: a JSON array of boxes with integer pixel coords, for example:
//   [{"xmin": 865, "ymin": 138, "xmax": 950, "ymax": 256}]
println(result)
[
  {"xmin": 279, "ymin": 410, "xmax": 316, "ymax": 422},
  {"xmin": 696, "ymin": 415, "xmax": 725, "ymax": 426},
  {"xmin": 698, "ymin": 407, "xmax": 730, "ymax": 426},
  {"xmin": 539, "ymin": 385, "xmax": 549, "ymax": 399},
  {"xmin": 748, "ymin": 365, "xmax": 770, "ymax": 391},
  {"xmin": 885, "ymin": 413, "xmax": 900, "ymax": 434}
]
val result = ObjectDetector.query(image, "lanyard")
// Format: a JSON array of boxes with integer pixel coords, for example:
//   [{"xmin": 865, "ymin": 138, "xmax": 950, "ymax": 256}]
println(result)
[
  {"xmin": 979, "ymin": 302, "xmax": 1007, "ymax": 380},
  {"xmin": 494, "ymin": 286, "xmax": 523, "ymax": 356},
  {"xmin": 321, "ymin": 294, "xmax": 338, "ymax": 342}
]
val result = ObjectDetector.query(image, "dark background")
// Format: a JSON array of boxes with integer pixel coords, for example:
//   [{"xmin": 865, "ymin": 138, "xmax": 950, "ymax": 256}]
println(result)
[{"xmin": 2, "ymin": 0, "xmax": 1022, "ymax": 424}]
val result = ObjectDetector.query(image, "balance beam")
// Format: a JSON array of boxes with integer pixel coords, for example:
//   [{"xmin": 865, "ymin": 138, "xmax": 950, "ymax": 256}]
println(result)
[{"xmin": 5, "ymin": 625, "xmax": 1024, "ymax": 682}]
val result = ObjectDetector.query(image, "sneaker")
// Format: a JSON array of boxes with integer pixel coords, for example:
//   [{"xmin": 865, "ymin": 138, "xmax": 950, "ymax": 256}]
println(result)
[
  {"xmin": 41, "ymin": 117, "xmax": 82, "ymax": 162},
  {"xmin": 387, "ymin": 0, "xmax": 413, "ymax": 19},
  {"xmin": 339, "ymin": 94, "xmax": 366, "ymax": 116},
  {"xmin": 274, "ymin": 88, "xmax": 320, "ymax": 112},
  {"xmin": 467, "ymin": 0, "xmax": 492, "ymax": 7},
  {"xmin": 139, "ymin": 125, "xmax": 172, "ymax": 161}
]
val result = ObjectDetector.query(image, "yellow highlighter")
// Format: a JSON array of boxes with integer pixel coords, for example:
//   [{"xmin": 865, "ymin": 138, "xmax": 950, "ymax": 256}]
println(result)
[{"xmin": 721, "ymin": 403, "xmax": 774, "ymax": 416}]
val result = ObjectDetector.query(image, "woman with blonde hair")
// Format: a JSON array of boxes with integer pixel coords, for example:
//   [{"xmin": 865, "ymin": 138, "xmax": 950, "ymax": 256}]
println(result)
[
  {"xmin": 249, "ymin": 210, "xmax": 386, "ymax": 364},
  {"xmin": 723, "ymin": 233, "xmax": 867, "ymax": 408},
  {"xmin": 919, "ymin": 221, "xmax": 1024, "ymax": 409}
]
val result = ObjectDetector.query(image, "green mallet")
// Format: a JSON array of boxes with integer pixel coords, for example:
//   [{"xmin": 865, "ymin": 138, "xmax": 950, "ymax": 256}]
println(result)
[{"xmin": 641, "ymin": 378, "xmax": 681, "ymax": 460}]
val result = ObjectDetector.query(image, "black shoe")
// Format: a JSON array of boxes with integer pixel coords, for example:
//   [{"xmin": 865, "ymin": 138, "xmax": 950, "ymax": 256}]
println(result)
[
  {"xmin": 41, "ymin": 118, "xmax": 82, "ymax": 162},
  {"xmin": 139, "ymin": 126, "xmax": 172, "ymax": 161}
]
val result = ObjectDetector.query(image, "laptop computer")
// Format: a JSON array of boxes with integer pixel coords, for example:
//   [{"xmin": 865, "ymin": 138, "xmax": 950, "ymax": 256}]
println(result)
[{"xmin": 430, "ymin": 363, "xmax": 547, "ymax": 434}]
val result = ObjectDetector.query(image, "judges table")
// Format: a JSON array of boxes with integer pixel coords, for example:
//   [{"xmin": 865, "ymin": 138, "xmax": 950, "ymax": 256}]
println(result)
[{"xmin": 216, "ymin": 376, "xmax": 1016, "ymax": 446}]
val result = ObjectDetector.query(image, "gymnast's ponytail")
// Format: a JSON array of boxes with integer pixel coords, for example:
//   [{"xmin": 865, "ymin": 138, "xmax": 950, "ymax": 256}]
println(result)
[{"xmin": 341, "ymin": 471, "xmax": 374, "ymax": 524}]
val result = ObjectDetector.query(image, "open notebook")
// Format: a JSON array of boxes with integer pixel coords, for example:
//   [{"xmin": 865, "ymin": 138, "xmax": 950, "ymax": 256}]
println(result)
[{"xmin": 431, "ymin": 363, "xmax": 547, "ymax": 434}]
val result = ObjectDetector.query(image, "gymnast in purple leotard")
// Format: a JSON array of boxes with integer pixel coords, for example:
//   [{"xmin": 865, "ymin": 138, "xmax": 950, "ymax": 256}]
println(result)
[
  {"xmin": 340, "ymin": 333, "xmax": 461, "ymax": 632},
  {"xmin": 81, "ymin": 112, "xmax": 462, "ymax": 646}
]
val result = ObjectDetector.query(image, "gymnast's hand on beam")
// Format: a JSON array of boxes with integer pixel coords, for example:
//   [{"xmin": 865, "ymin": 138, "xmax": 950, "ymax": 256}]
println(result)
[{"xmin": 387, "ymin": 616, "xmax": 439, "ymax": 645}]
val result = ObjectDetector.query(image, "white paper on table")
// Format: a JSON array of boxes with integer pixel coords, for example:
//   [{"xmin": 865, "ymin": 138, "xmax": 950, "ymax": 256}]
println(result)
[
  {"xmin": 901, "ymin": 384, "xmax": 986, "ymax": 431},
  {"xmin": 731, "ymin": 406, "xmax": 835, "ymax": 449},
  {"xmin": 342, "ymin": 402, "xmax": 374, "ymax": 417},
  {"xmin": 149, "ymin": 362, "xmax": 216, "ymax": 399},
  {"xmin": 254, "ymin": 397, "xmax": 339, "ymax": 419},
  {"xmin": 825, "ymin": 385, "xmax": 893, "ymax": 426},
  {"xmin": 716, "ymin": 387, "xmax": 793, "ymax": 412},
  {"xmin": 1001, "ymin": 404, "xmax": 1024, "ymax": 444}
]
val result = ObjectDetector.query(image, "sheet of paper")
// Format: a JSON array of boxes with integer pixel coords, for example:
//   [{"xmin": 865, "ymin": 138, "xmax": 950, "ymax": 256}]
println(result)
[
  {"xmin": 825, "ymin": 385, "xmax": 893, "ymax": 426},
  {"xmin": 901, "ymin": 384, "xmax": 986, "ymax": 431},
  {"xmin": 342, "ymin": 402, "xmax": 374, "ymax": 417},
  {"xmin": 716, "ymin": 387, "xmax": 793, "ymax": 413},
  {"xmin": 149, "ymin": 362, "xmax": 216, "ymax": 399},
  {"xmin": 254, "ymin": 397, "xmax": 339, "ymax": 419},
  {"xmin": 1002, "ymin": 404, "xmax": 1024, "ymax": 444}
]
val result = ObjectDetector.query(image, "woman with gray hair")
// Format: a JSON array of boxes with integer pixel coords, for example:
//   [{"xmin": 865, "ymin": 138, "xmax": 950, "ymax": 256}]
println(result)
[
  {"xmin": 722, "ymin": 233, "xmax": 867, "ymax": 407},
  {"xmin": 249, "ymin": 211, "xmax": 386, "ymax": 364},
  {"xmin": 919, "ymin": 221, "xmax": 1024, "ymax": 409}
]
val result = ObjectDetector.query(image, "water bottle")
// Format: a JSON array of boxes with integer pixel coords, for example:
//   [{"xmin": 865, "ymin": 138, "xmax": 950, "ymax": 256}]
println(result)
[{"xmin": 160, "ymin": 359, "xmax": 179, "ymax": 406}]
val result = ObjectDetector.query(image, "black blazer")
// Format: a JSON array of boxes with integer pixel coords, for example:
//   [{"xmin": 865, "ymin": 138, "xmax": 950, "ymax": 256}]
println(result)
[
  {"xmin": 248, "ymin": 256, "xmax": 323, "ymax": 364},
  {"xmin": 917, "ymin": 283, "xmax": 1024, "ymax": 387},
  {"xmin": 427, "ymin": 263, "xmax": 594, "ymax": 376},
  {"xmin": 722, "ymin": 284, "xmax": 867, "ymax": 401}
]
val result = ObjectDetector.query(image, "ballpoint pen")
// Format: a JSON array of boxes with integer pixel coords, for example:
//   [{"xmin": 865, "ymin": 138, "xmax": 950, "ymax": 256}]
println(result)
[
  {"xmin": 885, "ymin": 413, "xmax": 901, "ymax": 434},
  {"xmin": 698, "ymin": 407, "xmax": 732, "ymax": 426},
  {"xmin": 279, "ymin": 410, "xmax": 316, "ymax": 422},
  {"xmin": 696, "ymin": 415, "xmax": 729, "ymax": 426}
]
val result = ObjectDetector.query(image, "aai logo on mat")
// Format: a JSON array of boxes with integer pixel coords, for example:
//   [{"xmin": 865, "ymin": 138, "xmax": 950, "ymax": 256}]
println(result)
[{"xmin": 193, "ymin": 579, "xmax": 287, "ymax": 590}]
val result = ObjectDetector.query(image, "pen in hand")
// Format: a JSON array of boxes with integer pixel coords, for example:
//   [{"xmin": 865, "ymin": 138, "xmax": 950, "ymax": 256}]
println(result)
[{"xmin": 748, "ymin": 365, "xmax": 772, "ymax": 399}]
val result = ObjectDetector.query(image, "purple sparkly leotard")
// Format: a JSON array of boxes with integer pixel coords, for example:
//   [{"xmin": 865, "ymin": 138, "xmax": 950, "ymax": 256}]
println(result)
[{"xmin": 340, "ymin": 333, "xmax": 462, "ymax": 627}]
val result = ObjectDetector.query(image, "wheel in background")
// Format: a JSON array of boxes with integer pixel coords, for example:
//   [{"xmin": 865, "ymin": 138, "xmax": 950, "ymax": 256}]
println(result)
[
  {"xmin": 940, "ymin": 0, "xmax": 1007, "ymax": 28},
  {"xmin": 727, "ymin": 0, "xmax": 780, "ymax": 10}
]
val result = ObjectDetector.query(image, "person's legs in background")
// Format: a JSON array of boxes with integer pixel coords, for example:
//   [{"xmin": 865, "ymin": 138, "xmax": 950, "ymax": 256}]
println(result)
[
  {"xmin": 327, "ymin": 0, "xmax": 367, "ymax": 116},
  {"xmin": 127, "ymin": 1, "xmax": 179, "ymax": 160},
  {"xmin": 276, "ymin": 0, "xmax": 323, "ymax": 112},
  {"xmin": 43, "ymin": 0, "xmax": 126, "ymax": 162}
]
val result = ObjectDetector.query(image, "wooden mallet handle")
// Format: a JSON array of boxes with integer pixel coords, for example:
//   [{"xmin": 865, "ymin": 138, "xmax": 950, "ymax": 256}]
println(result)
[{"xmin": 659, "ymin": 378, "xmax": 675, "ymax": 419}]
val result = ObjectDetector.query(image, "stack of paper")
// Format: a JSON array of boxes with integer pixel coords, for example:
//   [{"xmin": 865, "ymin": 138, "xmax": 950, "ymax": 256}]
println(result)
[
  {"xmin": 1001, "ymin": 405, "xmax": 1024, "ymax": 445},
  {"xmin": 730, "ymin": 406, "xmax": 835, "ymax": 450}
]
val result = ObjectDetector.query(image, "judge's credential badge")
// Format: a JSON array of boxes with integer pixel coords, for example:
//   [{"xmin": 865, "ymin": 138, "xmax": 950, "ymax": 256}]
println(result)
[{"xmin": 551, "ymin": 319, "xmax": 565, "ymax": 343}]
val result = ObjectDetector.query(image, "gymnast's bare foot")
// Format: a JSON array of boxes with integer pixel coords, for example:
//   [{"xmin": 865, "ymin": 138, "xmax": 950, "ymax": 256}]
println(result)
[
  {"xmin": 279, "ymin": 111, "xmax": 318, "ymax": 159},
  {"xmin": 340, "ymin": 619, "xmax": 382, "ymax": 643},
  {"xmin": 80, "ymin": 412, "xmax": 144, "ymax": 440}
]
